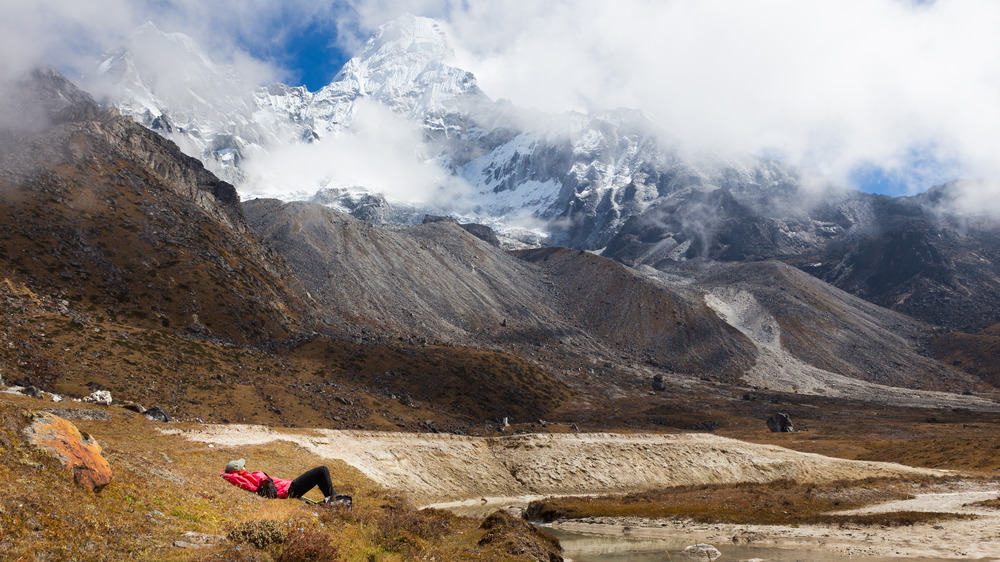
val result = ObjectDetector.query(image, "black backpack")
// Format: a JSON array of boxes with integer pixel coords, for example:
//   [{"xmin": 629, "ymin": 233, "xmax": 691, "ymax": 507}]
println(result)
[{"xmin": 255, "ymin": 476, "xmax": 278, "ymax": 499}]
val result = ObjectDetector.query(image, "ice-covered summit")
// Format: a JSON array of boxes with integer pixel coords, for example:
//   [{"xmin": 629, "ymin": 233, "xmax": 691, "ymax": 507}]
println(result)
[{"xmin": 321, "ymin": 14, "xmax": 480, "ymax": 116}]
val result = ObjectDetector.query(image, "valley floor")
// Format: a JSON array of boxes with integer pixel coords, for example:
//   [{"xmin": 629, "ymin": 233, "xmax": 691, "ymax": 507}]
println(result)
[
  {"xmin": 166, "ymin": 425, "xmax": 1000, "ymax": 560},
  {"xmin": 551, "ymin": 480, "xmax": 1000, "ymax": 560}
]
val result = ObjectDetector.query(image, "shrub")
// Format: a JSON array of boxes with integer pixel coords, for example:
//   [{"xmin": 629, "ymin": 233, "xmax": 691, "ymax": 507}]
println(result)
[
  {"xmin": 278, "ymin": 528, "xmax": 338, "ymax": 562},
  {"xmin": 478, "ymin": 510, "xmax": 563, "ymax": 562},
  {"xmin": 227, "ymin": 519, "xmax": 287, "ymax": 549}
]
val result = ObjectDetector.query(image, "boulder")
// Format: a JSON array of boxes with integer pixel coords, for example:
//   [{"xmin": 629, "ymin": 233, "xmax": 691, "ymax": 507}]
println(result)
[
  {"xmin": 23, "ymin": 386, "xmax": 43, "ymax": 398},
  {"xmin": 22, "ymin": 412, "xmax": 112, "ymax": 491},
  {"xmin": 651, "ymin": 374, "xmax": 667, "ymax": 392},
  {"xmin": 120, "ymin": 401, "xmax": 147, "ymax": 414},
  {"xmin": 766, "ymin": 412, "xmax": 794, "ymax": 433},
  {"xmin": 683, "ymin": 543, "xmax": 721, "ymax": 560},
  {"xmin": 82, "ymin": 390, "xmax": 112, "ymax": 405},
  {"xmin": 145, "ymin": 406, "xmax": 172, "ymax": 422}
]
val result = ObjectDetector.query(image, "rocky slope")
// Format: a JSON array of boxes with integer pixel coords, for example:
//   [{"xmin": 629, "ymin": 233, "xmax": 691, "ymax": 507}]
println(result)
[
  {"xmin": 0, "ymin": 66, "xmax": 994, "ymax": 435},
  {"xmin": 0, "ymin": 68, "xmax": 315, "ymax": 344},
  {"xmin": 94, "ymin": 15, "xmax": 1000, "ymax": 342},
  {"xmin": 243, "ymin": 198, "xmax": 990, "ymax": 407}
]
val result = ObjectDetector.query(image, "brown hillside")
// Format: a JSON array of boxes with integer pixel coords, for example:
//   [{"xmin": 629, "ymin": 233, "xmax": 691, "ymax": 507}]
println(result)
[
  {"xmin": 514, "ymin": 247, "xmax": 757, "ymax": 381},
  {"xmin": 0, "ymin": 69, "xmax": 314, "ymax": 344}
]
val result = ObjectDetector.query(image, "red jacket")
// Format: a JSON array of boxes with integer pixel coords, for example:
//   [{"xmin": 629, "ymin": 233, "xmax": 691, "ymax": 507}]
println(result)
[{"xmin": 220, "ymin": 470, "xmax": 293, "ymax": 499}]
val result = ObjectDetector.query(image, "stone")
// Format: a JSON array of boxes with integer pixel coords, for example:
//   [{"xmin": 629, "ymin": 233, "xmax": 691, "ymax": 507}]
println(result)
[
  {"xmin": 82, "ymin": 390, "xmax": 112, "ymax": 405},
  {"xmin": 120, "ymin": 401, "xmax": 147, "ymax": 414},
  {"xmin": 683, "ymin": 543, "xmax": 722, "ymax": 560},
  {"xmin": 145, "ymin": 406, "xmax": 172, "ymax": 422},
  {"xmin": 22, "ymin": 412, "xmax": 112, "ymax": 491},
  {"xmin": 23, "ymin": 386, "xmax": 43, "ymax": 398},
  {"xmin": 766, "ymin": 412, "xmax": 794, "ymax": 433},
  {"xmin": 652, "ymin": 374, "xmax": 667, "ymax": 392},
  {"xmin": 43, "ymin": 408, "xmax": 112, "ymax": 421},
  {"xmin": 172, "ymin": 532, "xmax": 224, "ymax": 548}
]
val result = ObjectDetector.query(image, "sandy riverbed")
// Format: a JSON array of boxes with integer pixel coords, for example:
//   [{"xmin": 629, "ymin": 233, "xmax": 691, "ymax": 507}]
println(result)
[
  {"xmin": 165, "ymin": 425, "xmax": 1000, "ymax": 559},
  {"xmin": 553, "ymin": 480, "xmax": 1000, "ymax": 560}
]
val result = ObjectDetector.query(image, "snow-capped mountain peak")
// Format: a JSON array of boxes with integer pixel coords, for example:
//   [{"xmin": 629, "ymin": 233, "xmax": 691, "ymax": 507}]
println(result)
[
  {"xmin": 319, "ymin": 14, "xmax": 480, "ymax": 116},
  {"xmin": 98, "ymin": 15, "xmax": 828, "ymax": 251},
  {"xmin": 96, "ymin": 22, "xmax": 248, "ymax": 119}
]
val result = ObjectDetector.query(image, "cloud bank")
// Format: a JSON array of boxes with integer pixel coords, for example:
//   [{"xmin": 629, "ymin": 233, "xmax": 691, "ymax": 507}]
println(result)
[
  {"xmin": 242, "ymin": 99, "xmax": 470, "ymax": 208},
  {"xmin": 346, "ymin": 0, "xmax": 1000, "ymax": 196},
  {"xmin": 4, "ymin": 0, "xmax": 1000, "ymax": 199}
]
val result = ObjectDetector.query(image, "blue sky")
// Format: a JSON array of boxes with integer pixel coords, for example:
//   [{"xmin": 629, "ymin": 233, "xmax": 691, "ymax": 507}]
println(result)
[
  {"xmin": 235, "ymin": 12, "xmax": 354, "ymax": 91},
  {"xmin": 3, "ymin": 0, "xmax": 999, "ymax": 201}
]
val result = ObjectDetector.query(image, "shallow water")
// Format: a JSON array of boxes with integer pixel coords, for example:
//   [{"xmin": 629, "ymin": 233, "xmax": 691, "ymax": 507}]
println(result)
[{"xmin": 541, "ymin": 526, "xmax": 955, "ymax": 562}]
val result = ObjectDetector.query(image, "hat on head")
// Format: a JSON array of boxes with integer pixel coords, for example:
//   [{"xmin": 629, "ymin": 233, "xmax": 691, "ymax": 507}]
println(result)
[{"xmin": 225, "ymin": 458, "xmax": 245, "ymax": 472}]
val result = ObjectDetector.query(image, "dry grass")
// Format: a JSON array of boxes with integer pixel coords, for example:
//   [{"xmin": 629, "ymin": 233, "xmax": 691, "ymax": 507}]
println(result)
[
  {"xmin": 0, "ymin": 279, "xmax": 572, "ymax": 435},
  {"xmin": 523, "ymin": 477, "xmax": 973, "ymax": 527},
  {"xmin": 0, "ymin": 395, "xmax": 551, "ymax": 561},
  {"xmin": 966, "ymin": 497, "xmax": 1000, "ymax": 510}
]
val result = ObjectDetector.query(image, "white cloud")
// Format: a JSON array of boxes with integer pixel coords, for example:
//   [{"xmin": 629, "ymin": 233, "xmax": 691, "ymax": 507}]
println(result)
[
  {"xmin": 242, "ymin": 98, "xmax": 471, "ymax": 206},
  {"xmin": 444, "ymin": 1, "xmax": 1000, "ymax": 195},
  {"xmin": 5, "ymin": 0, "xmax": 1000, "ymax": 200},
  {"xmin": 346, "ymin": 0, "xmax": 1000, "ymax": 195}
]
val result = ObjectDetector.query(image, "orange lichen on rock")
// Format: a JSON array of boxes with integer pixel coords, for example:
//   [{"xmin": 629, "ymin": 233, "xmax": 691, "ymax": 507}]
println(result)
[{"xmin": 22, "ymin": 412, "xmax": 112, "ymax": 491}]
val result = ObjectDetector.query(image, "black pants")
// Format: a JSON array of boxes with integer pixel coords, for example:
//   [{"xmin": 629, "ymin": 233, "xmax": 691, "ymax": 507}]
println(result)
[{"xmin": 287, "ymin": 466, "xmax": 335, "ymax": 499}]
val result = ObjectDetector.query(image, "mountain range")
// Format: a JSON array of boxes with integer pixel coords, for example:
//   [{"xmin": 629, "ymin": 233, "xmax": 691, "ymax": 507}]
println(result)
[{"xmin": 0, "ymin": 15, "xmax": 998, "ymax": 430}]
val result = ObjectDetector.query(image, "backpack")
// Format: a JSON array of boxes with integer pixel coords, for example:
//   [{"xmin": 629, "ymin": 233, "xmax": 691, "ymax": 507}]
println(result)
[{"xmin": 256, "ymin": 476, "xmax": 278, "ymax": 499}]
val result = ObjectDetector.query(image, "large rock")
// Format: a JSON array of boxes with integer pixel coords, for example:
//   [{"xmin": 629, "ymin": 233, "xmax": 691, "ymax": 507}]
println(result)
[
  {"xmin": 683, "ymin": 543, "xmax": 722, "ymax": 560},
  {"xmin": 22, "ymin": 412, "xmax": 112, "ymax": 490},
  {"xmin": 766, "ymin": 412, "xmax": 794, "ymax": 433},
  {"xmin": 144, "ymin": 406, "xmax": 172, "ymax": 422}
]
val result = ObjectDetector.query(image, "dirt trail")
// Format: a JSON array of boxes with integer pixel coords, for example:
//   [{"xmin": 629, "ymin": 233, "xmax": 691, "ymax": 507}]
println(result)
[{"xmin": 165, "ymin": 426, "xmax": 938, "ymax": 506}]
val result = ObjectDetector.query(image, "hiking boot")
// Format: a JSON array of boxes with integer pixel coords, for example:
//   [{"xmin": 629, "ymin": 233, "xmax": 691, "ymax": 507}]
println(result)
[{"xmin": 324, "ymin": 494, "xmax": 352, "ymax": 509}]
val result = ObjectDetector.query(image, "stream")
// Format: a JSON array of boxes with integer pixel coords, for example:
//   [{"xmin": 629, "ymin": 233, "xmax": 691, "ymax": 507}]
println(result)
[{"xmin": 542, "ymin": 526, "xmax": 957, "ymax": 562}]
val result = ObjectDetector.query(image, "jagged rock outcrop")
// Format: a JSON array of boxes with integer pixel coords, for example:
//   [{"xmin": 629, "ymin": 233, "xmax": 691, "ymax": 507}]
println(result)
[{"xmin": 766, "ymin": 412, "xmax": 794, "ymax": 433}]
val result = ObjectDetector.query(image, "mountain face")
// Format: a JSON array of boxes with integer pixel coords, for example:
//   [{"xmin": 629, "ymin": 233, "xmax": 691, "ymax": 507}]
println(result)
[
  {"xmin": 92, "ymin": 16, "xmax": 1000, "ymax": 381},
  {"xmin": 94, "ymin": 16, "xmax": 824, "ymax": 250},
  {"xmin": 2, "ymin": 65, "xmax": 998, "ymax": 433},
  {"xmin": 0, "ymin": 68, "xmax": 315, "ymax": 344},
  {"xmin": 241, "ymin": 198, "xmax": 992, "ymax": 408}
]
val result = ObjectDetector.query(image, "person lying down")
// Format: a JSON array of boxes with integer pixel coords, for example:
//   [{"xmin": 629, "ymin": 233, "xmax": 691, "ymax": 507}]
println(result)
[{"xmin": 220, "ymin": 458, "xmax": 352, "ymax": 508}]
